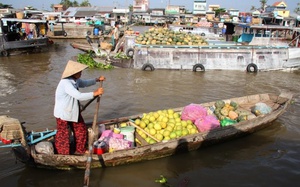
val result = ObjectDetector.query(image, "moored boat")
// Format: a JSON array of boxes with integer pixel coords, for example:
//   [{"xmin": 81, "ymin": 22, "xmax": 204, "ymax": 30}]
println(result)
[
  {"xmin": 0, "ymin": 92, "xmax": 293, "ymax": 170},
  {"xmin": 115, "ymin": 25, "xmax": 300, "ymax": 72},
  {"xmin": 0, "ymin": 18, "xmax": 53, "ymax": 56},
  {"xmin": 70, "ymin": 40, "xmax": 94, "ymax": 52}
]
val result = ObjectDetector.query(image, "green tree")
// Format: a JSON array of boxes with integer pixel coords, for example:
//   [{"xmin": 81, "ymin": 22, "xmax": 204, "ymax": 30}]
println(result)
[
  {"xmin": 215, "ymin": 8, "xmax": 226, "ymax": 17},
  {"xmin": 24, "ymin": 6, "xmax": 37, "ymax": 10},
  {"xmin": 250, "ymin": 6, "xmax": 256, "ymax": 11},
  {"xmin": 129, "ymin": 4, "xmax": 133, "ymax": 12},
  {"xmin": 80, "ymin": 0, "xmax": 91, "ymax": 7},
  {"xmin": 60, "ymin": 0, "xmax": 92, "ymax": 8},
  {"xmin": 0, "ymin": 3, "xmax": 13, "ymax": 8},
  {"xmin": 73, "ymin": 0, "xmax": 79, "ymax": 7},
  {"xmin": 260, "ymin": 0, "xmax": 267, "ymax": 12},
  {"xmin": 60, "ymin": 0, "xmax": 73, "ymax": 8}
]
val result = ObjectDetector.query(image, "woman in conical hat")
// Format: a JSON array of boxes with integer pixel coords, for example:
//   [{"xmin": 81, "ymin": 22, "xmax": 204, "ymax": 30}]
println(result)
[{"xmin": 54, "ymin": 60, "xmax": 105, "ymax": 155}]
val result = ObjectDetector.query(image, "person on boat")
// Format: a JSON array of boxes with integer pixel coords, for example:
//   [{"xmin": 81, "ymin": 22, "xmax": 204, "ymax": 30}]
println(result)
[
  {"xmin": 112, "ymin": 22, "xmax": 120, "ymax": 49},
  {"xmin": 54, "ymin": 60, "xmax": 105, "ymax": 155}
]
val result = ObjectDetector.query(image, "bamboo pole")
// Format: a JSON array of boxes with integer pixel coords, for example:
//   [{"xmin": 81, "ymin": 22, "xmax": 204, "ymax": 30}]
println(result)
[{"xmin": 83, "ymin": 81, "xmax": 103, "ymax": 187}]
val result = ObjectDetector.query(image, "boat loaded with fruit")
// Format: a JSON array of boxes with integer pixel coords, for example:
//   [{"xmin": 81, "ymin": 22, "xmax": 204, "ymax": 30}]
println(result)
[{"xmin": 0, "ymin": 92, "xmax": 293, "ymax": 170}]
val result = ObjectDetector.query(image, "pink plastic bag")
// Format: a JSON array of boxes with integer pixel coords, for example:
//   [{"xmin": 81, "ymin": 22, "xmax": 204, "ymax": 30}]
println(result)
[
  {"xmin": 181, "ymin": 104, "xmax": 207, "ymax": 122},
  {"xmin": 99, "ymin": 130, "xmax": 123, "ymax": 141},
  {"xmin": 195, "ymin": 115, "xmax": 220, "ymax": 132}
]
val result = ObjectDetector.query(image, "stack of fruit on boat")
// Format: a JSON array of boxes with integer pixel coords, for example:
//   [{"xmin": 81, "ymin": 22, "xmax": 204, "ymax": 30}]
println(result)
[
  {"xmin": 133, "ymin": 109, "xmax": 199, "ymax": 144},
  {"xmin": 213, "ymin": 100, "xmax": 254, "ymax": 127},
  {"xmin": 131, "ymin": 100, "xmax": 253, "ymax": 145},
  {"xmin": 134, "ymin": 27, "xmax": 209, "ymax": 46},
  {"xmin": 98, "ymin": 99, "xmax": 274, "ymax": 152}
]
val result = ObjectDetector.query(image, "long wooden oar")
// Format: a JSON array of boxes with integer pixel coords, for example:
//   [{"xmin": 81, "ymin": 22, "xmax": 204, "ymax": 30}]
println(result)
[
  {"xmin": 83, "ymin": 81, "xmax": 103, "ymax": 187},
  {"xmin": 80, "ymin": 96, "xmax": 98, "ymax": 112}
]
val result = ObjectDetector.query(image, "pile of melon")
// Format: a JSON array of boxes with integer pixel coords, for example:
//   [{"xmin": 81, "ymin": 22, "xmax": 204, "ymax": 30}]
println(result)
[
  {"xmin": 135, "ymin": 27, "xmax": 208, "ymax": 46},
  {"xmin": 134, "ymin": 109, "xmax": 199, "ymax": 144}
]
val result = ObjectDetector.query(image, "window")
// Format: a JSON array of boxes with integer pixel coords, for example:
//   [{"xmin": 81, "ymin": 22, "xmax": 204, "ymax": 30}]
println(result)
[
  {"xmin": 237, "ymin": 56, "xmax": 244, "ymax": 63},
  {"xmin": 258, "ymin": 56, "xmax": 265, "ymax": 61}
]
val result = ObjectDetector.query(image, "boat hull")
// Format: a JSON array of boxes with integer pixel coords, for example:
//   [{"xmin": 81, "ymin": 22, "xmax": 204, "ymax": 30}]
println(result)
[
  {"xmin": 132, "ymin": 44, "xmax": 300, "ymax": 72},
  {"xmin": 70, "ymin": 41, "xmax": 93, "ymax": 52},
  {"xmin": 0, "ymin": 36, "xmax": 51, "ymax": 56}
]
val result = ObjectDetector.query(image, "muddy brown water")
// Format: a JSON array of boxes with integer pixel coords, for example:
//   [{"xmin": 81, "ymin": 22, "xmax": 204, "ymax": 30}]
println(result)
[{"xmin": 0, "ymin": 39, "xmax": 300, "ymax": 187}]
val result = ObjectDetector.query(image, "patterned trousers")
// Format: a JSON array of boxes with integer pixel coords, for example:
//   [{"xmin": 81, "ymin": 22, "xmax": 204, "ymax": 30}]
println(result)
[{"xmin": 55, "ymin": 114, "xmax": 87, "ymax": 155}]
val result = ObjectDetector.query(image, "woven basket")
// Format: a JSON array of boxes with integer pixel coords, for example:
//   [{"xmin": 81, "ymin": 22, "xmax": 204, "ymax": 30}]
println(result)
[{"xmin": 0, "ymin": 115, "xmax": 27, "ymax": 146}]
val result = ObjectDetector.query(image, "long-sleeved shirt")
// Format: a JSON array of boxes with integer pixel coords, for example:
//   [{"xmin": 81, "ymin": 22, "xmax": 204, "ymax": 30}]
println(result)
[
  {"xmin": 54, "ymin": 77, "xmax": 96, "ymax": 122},
  {"xmin": 113, "ymin": 27, "xmax": 120, "ymax": 40}
]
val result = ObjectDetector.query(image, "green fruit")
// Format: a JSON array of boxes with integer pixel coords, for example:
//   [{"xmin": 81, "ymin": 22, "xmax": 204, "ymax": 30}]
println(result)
[
  {"xmin": 230, "ymin": 101, "xmax": 238, "ymax": 110},
  {"xmin": 170, "ymin": 132, "xmax": 177, "ymax": 139},
  {"xmin": 182, "ymin": 129, "xmax": 189, "ymax": 136},
  {"xmin": 175, "ymin": 130, "xmax": 182, "ymax": 137},
  {"xmin": 215, "ymin": 100, "xmax": 225, "ymax": 109}
]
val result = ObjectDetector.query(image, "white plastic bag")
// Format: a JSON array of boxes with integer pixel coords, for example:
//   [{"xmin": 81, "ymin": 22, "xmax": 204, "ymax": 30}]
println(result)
[{"xmin": 35, "ymin": 141, "xmax": 54, "ymax": 155}]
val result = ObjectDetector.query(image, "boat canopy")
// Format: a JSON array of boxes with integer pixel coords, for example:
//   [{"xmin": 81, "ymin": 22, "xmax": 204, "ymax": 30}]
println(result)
[{"xmin": 0, "ymin": 18, "xmax": 47, "ymax": 24}]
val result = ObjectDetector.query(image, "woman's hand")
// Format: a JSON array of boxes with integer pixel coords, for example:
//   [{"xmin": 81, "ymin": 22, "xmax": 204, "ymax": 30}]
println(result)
[
  {"xmin": 93, "ymin": 87, "xmax": 104, "ymax": 96},
  {"xmin": 96, "ymin": 76, "xmax": 105, "ymax": 82}
]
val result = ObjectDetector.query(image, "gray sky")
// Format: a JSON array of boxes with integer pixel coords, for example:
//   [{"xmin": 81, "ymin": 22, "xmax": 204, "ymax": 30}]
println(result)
[{"xmin": 1, "ymin": 0, "xmax": 298, "ymax": 12}]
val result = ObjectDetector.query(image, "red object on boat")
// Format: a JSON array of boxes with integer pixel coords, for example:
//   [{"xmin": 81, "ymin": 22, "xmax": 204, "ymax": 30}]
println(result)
[
  {"xmin": 93, "ymin": 147, "xmax": 105, "ymax": 155},
  {"xmin": 0, "ymin": 136, "xmax": 12, "ymax": 144}
]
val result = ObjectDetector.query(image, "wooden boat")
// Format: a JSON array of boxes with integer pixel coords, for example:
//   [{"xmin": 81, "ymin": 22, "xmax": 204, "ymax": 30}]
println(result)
[
  {"xmin": 70, "ymin": 34, "xmax": 114, "ymax": 53},
  {"xmin": 0, "ymin": 18, "xmax": 53, "ymax": 57},
  {"xmin": 70, "ymin": 40, "xmax": 94, "ymax": 52},
  {"xmin": 71, "ymin": 36, "xmax": 134, "ymax": 68},
  {"xmin": 0, "ymin": 93, "xmax": 293, "ymax": 170}
]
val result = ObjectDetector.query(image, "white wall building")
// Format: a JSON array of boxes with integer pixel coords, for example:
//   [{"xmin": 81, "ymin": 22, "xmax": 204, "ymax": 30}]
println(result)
[
  {"xmin": 193, "ymin": 0, "xmax": 207, "ymax": 15},
  {"xmin": 133, "ymin": 0, "xmax": 149, "ymax": 12}
]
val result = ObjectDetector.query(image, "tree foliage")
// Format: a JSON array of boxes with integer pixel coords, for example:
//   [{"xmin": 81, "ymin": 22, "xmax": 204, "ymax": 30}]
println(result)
[
  {"xmin": 295, "ymin": 3, "xmax": 300, "ymax": 14},
  {"xmin": 80, "ymin": 0, "xmax": 91, "ymax": 7},
  {"xmin": 260, "ymin": 0, "xmax": 267, "ymax": 11},
  {"xmin": 129, "ymin": 4, "xmax": 133, "ymax": 12},
  {"xmin": 0, "ymin": 3, "xmax": 13, "ymax": 8},
  {"xmin": 215, "ymin": 8, "xmax": 226, "ymax": 17},
  {"xmin": 59, "ymin": 0, "xmax": 91, "ymax": 8}
]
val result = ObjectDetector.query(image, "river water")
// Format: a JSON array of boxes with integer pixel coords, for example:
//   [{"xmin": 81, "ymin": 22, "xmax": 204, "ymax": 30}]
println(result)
[{"xmin": 0, "ymin": 39, "xmax": 300, "ymax": 187}]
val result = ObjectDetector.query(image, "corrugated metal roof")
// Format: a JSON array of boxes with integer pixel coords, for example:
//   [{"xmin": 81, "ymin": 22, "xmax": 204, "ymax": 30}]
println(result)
[
  {"xmin": 62, "ymin": 6, "xmax": 114, "ymax": 17},
  {"xmin": 74, "ymin": 11, "xmax": 98, "ymax": 17}
]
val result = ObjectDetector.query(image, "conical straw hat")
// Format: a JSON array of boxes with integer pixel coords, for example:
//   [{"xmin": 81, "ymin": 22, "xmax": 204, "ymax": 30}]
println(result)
[{"xmin": 61, "ymin": 60, "xmax": 88, "ymax": 79}]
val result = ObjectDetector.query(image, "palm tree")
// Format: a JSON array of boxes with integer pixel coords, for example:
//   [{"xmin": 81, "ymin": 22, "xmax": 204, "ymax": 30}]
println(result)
[
  {"xmin": 80, "ymin": 0, "xmax": 91, "ymax": 7},
  {"xmin": 260, "ymin": 0, "xmax": 267, "ymax": 12},
  {"xmin": 60, "ymin": 0, "xmax": 91, "ymax": 8},
  {"xmin": 129, "ymin": 4, "xmax": 133, "ymax": 12},
  {"xmin": 215, "ymin": 8, "xmax": 226, "ymax": 17},
  {"xmin": 0, "ymin": 3, "xmax": 13, "ymax": 8},
  {"xmin": 73, "ymin": 0, "xmax": 79, "ymax": 7},
  {"xmin": 60, "ymin": 0, "xmax": 73, "ymax": 8},
  {"xmin": 250, "ymin": 6, "xmax": 256, "ymax": 11}
]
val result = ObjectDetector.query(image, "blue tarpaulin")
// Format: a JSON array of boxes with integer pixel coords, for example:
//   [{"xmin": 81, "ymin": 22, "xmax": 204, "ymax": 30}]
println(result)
[{"xmin": 238, "ymin": 33, "xmax": 254, "ymax": 43}]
